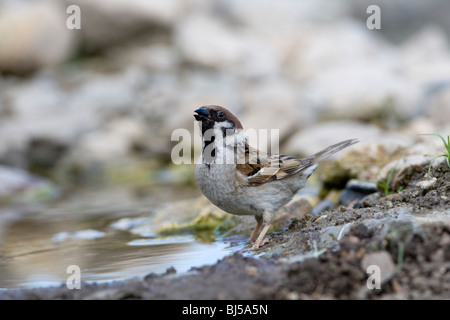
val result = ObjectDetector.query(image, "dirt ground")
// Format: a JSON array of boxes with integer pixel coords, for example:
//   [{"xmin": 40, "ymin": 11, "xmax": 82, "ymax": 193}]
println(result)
[{"xmin": 1, "ymin": 160, "xmax": 449, "ymax": 300}]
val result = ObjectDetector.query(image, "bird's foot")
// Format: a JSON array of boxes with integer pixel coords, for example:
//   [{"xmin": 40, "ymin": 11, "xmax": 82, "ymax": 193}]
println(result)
[{"xmin": 249, "ymin": 238, "xmax": 269, "ymax": 250}]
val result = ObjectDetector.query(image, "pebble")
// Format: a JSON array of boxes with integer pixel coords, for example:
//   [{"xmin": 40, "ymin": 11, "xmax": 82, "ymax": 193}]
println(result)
[
  {"xmin": 416, "ymin": 177, "xmax": 437, "ymax": 190},
  {"xmin": 0, "ymin": 165, "xmax": 59, "ymax": 203},
  {"xmin": 311, "ymin": 200, "xmax": 335, "ymax": 217},
  {"xmin": 360, "ymin": 251, "xmax": 396, "ymax": 285},
  {"xmin": 340, "ymin": 179, "xmax": 378, "ymax": 206}
]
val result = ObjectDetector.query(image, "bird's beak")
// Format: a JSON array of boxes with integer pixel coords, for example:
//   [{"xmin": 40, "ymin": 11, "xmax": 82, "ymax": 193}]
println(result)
[{"xmin": 194, "ymin": 107, "xmax": 210, "ymax": 122}]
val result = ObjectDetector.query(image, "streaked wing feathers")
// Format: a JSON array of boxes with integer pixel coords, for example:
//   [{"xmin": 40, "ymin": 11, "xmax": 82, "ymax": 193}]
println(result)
[{"xmin": 236, "ymin": 144, "xmax": 314, "ymax": 185}]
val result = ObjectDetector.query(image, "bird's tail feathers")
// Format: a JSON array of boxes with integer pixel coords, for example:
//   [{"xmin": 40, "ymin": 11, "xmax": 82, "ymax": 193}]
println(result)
[{"xmin": 310, "ymin": 139, "xmax": 358, "ymax": 163}]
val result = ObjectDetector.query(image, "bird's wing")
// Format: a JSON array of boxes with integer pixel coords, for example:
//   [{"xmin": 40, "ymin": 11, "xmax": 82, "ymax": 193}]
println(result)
[{"xmin": 236, "ymin": 144, "xmax": 314, "ymax": 185}]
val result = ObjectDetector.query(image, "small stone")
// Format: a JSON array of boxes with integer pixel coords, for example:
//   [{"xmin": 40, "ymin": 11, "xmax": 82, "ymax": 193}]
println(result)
[
  {"xmin": 439, "ymin": 233, "xmax": 450, "ymax": 246},
  {"xmin": 279, "ymin": 194, "xmax": 319, "ymax": 218},
  {"xmin": 416, "ymin": 177, "xmax": 437, "ymax": 190},
  {"xmin": 340, "ymin": 179, "xmax": 378, "ymax": 206},
  {"xmin": 315, "ymin": 214, "xmax": 328, "ymax": 222},
  {"xmin": 361, "ymin": 251, "xmax": 396, "ymax": 285},
  {"xmin": 379, "ymin": 155, "xmax": 430, "ymax": 190},
  {"xmin": 311, "ymin": 200, "xmax": 335, "ymax": 217},
  {"xmin": 245, "ymin": 266, "xmax": 259, "ymax": 277},
  {"xmin": 165, "ymin": 266, "xmax": 177, "ymax": 274}
]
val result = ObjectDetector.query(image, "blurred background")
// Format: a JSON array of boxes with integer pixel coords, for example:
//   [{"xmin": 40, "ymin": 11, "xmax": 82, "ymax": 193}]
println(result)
[{"xmin": 0, "ymin": 0, "xmax": 450, "ymax": 288}]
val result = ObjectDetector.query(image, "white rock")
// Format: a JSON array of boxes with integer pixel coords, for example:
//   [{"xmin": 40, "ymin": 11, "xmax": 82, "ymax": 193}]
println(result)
[
  {"xmin": 0, "ymin": 1, "xmax": 76, "ymax": 73},
  {"xmin": 116, "ymin": 43, "xmax": 179, "ymax": 72},
  {"xmin": 0, "ymin": 165, "xmax": 37, "ymax": 197},
  {"xmin": 239, "ymin": 78, "xmax": 310, "ymax": 144},
  {"xmin": 361, "ymin": 251, "xmax": 396, "ymax": 285},
  {"xmin": 0, "ymin": 165, "xmax": 58, "ymax": 202},
  {"xmin": 221, "ymin": 0, "xmax": 351, "ymax": 62},
  {"xmin": 424, "ymin": 85, "xmax": 450, "ymax": 127},
  {"xmin": 416, "ymin": 177, "xmax": 437, "ymax": 190},
  {"xmin": 70, "ymin": 117, "xmax": 148, "ymax": 162},
  {"xmin": 0, "ymin": 67, "xmax": 147, "ymax": 164},
  {"xmin": 284, "ymin": 121, "xmax": 381, "ymax": 157},
  {"xmin": 304, "ymin": 66, "xmax": 421, "ymax": 121},
  {"xmin": 378, "ymin": 155, "xmax": 430, "ymax": 187},
  {"xmin": 289, "ymin": 20, "xmax": 398, "ymax": 81},
  {"xmin": 289, "ymin": 20, "xmax": 422, "ymax": 122},
  {"xmin": 62, "ymin": 0, "xmax": 183, "ymax": 51},
  {"xmin": 175, "ymin": 14, "xmax": 279, "ymax": 78},
  {"xmin": 400, "ymin": 25, "xmax": 450, "ymax": 85},
  {"xmin": 175, "ymin": 15, "xmax": 242, "ymax": 68}
]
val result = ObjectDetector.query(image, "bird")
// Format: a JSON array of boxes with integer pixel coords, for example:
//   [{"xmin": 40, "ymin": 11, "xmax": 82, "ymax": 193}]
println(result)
[{"xmin": 194, "ymin": 105, "xmax": 358, "ymax": 249}]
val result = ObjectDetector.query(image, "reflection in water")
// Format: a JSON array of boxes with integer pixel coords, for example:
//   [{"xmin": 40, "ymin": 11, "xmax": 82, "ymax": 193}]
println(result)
[{"xmin": 0, "ymin": 213, "xmax": 243, "ymax": 289}]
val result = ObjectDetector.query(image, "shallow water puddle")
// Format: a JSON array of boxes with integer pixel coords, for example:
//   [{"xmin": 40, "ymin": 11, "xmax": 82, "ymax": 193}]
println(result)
[{"xmin": 0, "ymin": 216, "xmax": 242, "ymax": 289}]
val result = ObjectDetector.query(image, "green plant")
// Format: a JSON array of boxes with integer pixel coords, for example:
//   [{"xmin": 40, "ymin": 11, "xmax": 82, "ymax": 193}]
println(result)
[
  {"xmin": 377, "ymin": 158, "xmax": 401, "ymax": 196},
  {"xmin": 421, "ymin": 134, "xmax": 450, "ymax": 176}
]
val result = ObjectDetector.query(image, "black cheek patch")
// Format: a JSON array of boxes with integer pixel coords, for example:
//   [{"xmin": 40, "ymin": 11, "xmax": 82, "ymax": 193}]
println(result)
[{"xmin": 201, "ymin": 121, "xmax": 214, "ymax": 135}]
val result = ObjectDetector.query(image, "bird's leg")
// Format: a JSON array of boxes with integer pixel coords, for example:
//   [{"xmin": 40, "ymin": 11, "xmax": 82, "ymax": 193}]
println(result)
[
  {"xmin": 250, "ymin": 211, "xmax": 273, "ymax": 249},
  {"xmin": 248, "ymin": 223, "xmax": 261, "ymax": 243},
  {"xmin": 251, "ymin": 225, "xmax": 271, "ymax": 250}
]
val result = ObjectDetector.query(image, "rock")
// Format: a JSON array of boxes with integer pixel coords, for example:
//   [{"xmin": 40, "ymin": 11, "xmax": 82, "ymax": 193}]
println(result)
[
  {"xmin": 361, "ymin": 251, "xmax": 396, "ymax": 285},
  {"xmin": 0, "ymin": 165, "xmax": 59, "ymax": 204},
  {"xmin": 325, "ymin": 189, "xmax": 343, "ymax": 205},
  {"xmin": 416, "ymin": 177, "xmax": 437, "ymax": 191},
  {"xmin": 400, "ymin": 25, "xmax": 450, "ymax": 86},
  {"xmin": 424, "ymin": 84, "xmax": 450, "ymax": 127},
  {"xmin": 0, "ymin": 1, "xmax": 76, "ymax": 74},
  {"xmin": 222, "ymin": 0, "xmax": 352, "ymax": 65},
  {"xmin": 311, "ymin": 200, "xmax": 335, "ymax": 217},
  {"xmin": 61, "ymin": 0, "xmax": 183, "ymax": 52},
  {"xmin": 0, "ymin": 71, "xmax": 95, "ymax": 168},
  {"xmin": 399, "ymin": 119, "xmax": 450, "ymax": 157},
  {"xmin": 306, "ymin": 65, "xmax": 421, "ymax": 123},
  {"xmin": 239, "ymin": 78, "xmax": 307, "ymax": 144},
  {"xmin": 283, "ymin": 194, "xmax": 319, "ymax": 216},
  {"xmin": 348, "ymin": 0, "xmax": 450, "ymax": 42},
  {"xmin": 378, "ymin": 155, "xmax": 430, "ymax": 191},
  {"xmin": 107, "ymin": 42, "xmax": 179, "ymax": 73},
  {"xmin": 25, "ymin": 138, "xmax": 68, "ymax": 174},
  {"xmin": 70, "ymin": 117, "xmax": 149, "ymax": 162},
  {"xmin": 129, "ymin": 196, "xmax": 229, "ymax": 237},
  {"xmin": 284, "ymin": 120, "xmax": 380, "ymax": 157},
  {"xmin": 276, "ymin": 194, "xmax": 319, "ymax": 229},
  {"xmin": 174, "ymin": 14, "xmax": 279, "ymax": 78},
  {"xmin": 288, "ymin": 20, "xmax": 421, "ymax": 123},
  {"xmin": 340, "ymin": 179, "xmax": 378, "ymax": 206},
  {"xmin": 399, "ymin": 26, "xmax": 450, "ymax": 127},
  {"xmin": 318, "ymin": 131, "xmax": 418, "ymax": 186},
  {"xmin": 54, "ymin": 116, "xmax": 161, "ymax": 186},
  {"xmin": 0, "ymin": 67, "xmax": 166, "ymax": 179},
  {"xmin": 175, "ymin": 14, "xmax": 240, "ymax": 68}
]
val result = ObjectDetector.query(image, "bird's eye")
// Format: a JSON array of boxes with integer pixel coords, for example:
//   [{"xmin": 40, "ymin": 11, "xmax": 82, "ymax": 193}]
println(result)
[{"xmin": 217, "ymin": 111, "xmax": 225, "ymax": 119}]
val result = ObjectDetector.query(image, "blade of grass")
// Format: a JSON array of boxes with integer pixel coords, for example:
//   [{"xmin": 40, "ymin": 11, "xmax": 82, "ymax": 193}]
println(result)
[
  {"xmin": 421, "ymin": 133, "xmax": 450, "ymax": 175},
  {"xmin": 421, "ymin": 133, "xmax": 447, "ymax": 147}
]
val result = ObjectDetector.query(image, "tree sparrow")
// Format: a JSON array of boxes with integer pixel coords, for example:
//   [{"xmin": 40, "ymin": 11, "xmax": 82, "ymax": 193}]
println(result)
[{"xmin": 194, "ymin": 105, "xmax": 358, "ymax": 249}]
